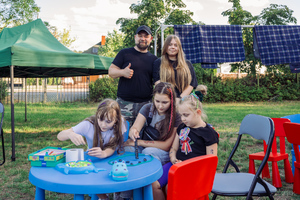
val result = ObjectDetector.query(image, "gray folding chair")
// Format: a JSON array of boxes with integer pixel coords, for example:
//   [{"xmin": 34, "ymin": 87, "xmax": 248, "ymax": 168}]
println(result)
[
  {"xmin": 0, "ymin": 102, "xmax": 5, "ymax": 166},
  {"xmin": 212, "ymin": 114, "xmax": 277, "ymax": 200}
]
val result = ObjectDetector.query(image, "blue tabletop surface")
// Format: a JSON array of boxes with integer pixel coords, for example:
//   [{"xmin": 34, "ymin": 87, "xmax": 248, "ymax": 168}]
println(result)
[{"xmin": 29, "ymin": 152, "xmax": 163, "ymax": 195}]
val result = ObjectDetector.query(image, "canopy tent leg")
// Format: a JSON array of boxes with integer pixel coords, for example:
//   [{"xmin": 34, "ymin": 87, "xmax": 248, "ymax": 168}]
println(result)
[
  {"xmin": 25, "ymin": 78, "xmax": 27, "ymax": 122},
  {"xmin": 10, "ymin": 65, "xmax": 15, "ymax": 161}
]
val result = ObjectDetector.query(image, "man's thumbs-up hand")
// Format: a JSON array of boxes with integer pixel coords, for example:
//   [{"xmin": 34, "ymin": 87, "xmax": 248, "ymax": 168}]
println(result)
[{"xmin": 123, "ymin": 63, "xmax": 134, "ymax": 79}]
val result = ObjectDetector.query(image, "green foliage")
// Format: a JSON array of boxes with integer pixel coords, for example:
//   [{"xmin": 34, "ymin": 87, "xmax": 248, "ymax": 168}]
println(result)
[
  {"xmin": 26, "ymin": 78, "xmax": 38, "ymax": 86},
  {"xmin": 98, "ymin": 30, "xmax": 125, "ymax": 58},
  {"xmin": 194, "ymin": 64, "xmax": 220, "ymax": 84},
  {"xmin": 44, "ymin": 22, "xmax": 76, "ymax": 48},
  {"xmin": 116, "ymin": 0, "xmax": 195, "ymax": 54},
  {"xmin": 221, "ymin": 0, "xmax": 253, "ymax": 25},
  {"xmin": 0, "ymin": 0, "xmax": 40, "ymax": 31},
  {"xmin": 89, "ymin": 77, "xmax": 118, "ymax": 102},
  {"xmin": 54, "ymin": 28, "xmax": 76, "ymax": 48},
  {"xmin": 0, "ymin": 79, "xmax": 8, "ymax": 102},
  {"xmin": 26, "ymin": 78, "xmax": 61, "ymax": 86},
  {"xmin": 46, "ymin": 77, "xmax": 61, "ymax": 85},
  {"xmin": 201, "ymin": 74, "xmax": 300, "ymax": 103},
  {"xmin": 255, "ymin": 4, "xmax": 297, "ymax": 25},
  {"xmin": 222, "ymin": 1, "xmax": 297, "ymax": 77}
]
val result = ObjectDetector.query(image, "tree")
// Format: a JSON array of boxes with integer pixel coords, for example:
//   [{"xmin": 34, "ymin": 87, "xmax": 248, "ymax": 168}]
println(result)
[
  {"xmin": 56, "ymin": 29, "xmax": 76, "ymax": 48},
  {"xmin": 51, "ymin": 28, "xmax": 76, "ymax": 48},
  {"xmin": 116, "ymin": 0, "xmax": 195, "ymax": 55},
  {"xmin": 0, "ymin": 0, "xmax": 40, "ymax": 31},
  {"xmin": 98, "ymin": 29, "xmax": 125, "ymax": 58},
  {"xmin": 254, "ymin": 4, "xmax": 297, "ymax": 25},
  {"xmin": 222, "ymin": 0, "xmax": 297, "ymax": 76},
  {"xmin": 45, "ymin": 22, "xmax": 76, "ymax": 48},
  {"xmin": 221, "ymin": 0, "xmax": 252, "ymax": 25}
]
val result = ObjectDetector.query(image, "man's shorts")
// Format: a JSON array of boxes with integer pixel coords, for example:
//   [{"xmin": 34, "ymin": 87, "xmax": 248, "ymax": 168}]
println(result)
[{"xmin": 116, "ymin": 98, "xmax": 151, "ymax": 126}]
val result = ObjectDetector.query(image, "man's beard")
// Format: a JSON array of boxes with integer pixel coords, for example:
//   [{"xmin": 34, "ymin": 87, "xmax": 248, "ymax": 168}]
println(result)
[{"xmin": 136, "ymin": 42, "xmax": 149, "ymax": 51}]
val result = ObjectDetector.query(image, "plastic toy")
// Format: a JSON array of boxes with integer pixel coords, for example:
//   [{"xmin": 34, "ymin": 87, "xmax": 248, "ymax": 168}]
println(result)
[
  {"xmin": 107, "ymin": 153, "xmax": 153, "ymax": 167},
  {"xmin": 28, "ymin": 147, "xmax": 67, "ymax": 162},
  {"xmin": 109, "ymin": 160, "xmax": 129, "ymax": 181},
  {"xmin": 28, "ymin": 146, "xmax": 68, "ymax": 167},
  {"xmin": 55, "ymin": 160, "xmax": 106, "ymax": 175}
]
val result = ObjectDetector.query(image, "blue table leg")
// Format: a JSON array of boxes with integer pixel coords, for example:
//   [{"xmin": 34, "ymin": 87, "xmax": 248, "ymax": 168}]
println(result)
[
  {"xmin": 74, "ymin": 194, "xmax": 85, "ymax": 200},
  {"xmin": 133, "ymin": 187, "xmax": 143, "ymax": 200},
  {"xmin": 143, "ymin": 184, "xmax": 153, "ymax": 200},
  {"xmin": 90, "ymin": 194, "xmax": 99, "ymax": 200},
  {"xmin": 35, "ymin": 187, "xmax": 45, "ymax": 200}
]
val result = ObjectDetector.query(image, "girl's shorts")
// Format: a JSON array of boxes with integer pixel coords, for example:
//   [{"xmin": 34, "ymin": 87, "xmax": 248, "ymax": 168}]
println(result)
[{"xmin": 157, "ymin": 162, "xmax": 173, "ymax": 187}]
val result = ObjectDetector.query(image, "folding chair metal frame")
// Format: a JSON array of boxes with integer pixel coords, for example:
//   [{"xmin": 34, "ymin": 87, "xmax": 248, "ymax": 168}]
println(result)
[{"xmin": 212, "ymin": 114, "xmax": 277, "ymax": 200}]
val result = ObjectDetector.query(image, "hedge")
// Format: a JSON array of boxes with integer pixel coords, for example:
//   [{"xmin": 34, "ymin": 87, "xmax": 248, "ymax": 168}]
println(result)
[
  {"xmin": 203, "ymin": 74, "xmax": 299, "ymax": 102},
  {"xmin": 89, "ymin": 73, "xmax": 299, "ymax": 103},
  {"xmin": 0, "ymin": 80, "xmax": 8, "ymax": 102},
  {"xmin": 89, "ymin": 77, "xmax": 118, "ymax": 102}
]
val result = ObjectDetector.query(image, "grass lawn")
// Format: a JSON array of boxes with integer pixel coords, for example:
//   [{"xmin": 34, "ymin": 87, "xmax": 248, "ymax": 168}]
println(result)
[{"xmin": 0, "ymin": 101, "xmax": 299, "ymax": 199}]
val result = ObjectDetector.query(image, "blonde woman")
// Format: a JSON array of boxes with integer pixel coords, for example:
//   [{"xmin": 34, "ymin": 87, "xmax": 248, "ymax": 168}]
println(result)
[{"xmin": 153, "ymin": 35, "xmax": 198, "ymax": 99}]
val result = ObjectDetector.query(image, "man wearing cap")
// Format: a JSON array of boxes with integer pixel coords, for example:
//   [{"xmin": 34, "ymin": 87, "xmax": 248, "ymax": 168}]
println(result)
[{"xmin": 109, "ymin": 25, "xmax": 157, "ymax": 126}]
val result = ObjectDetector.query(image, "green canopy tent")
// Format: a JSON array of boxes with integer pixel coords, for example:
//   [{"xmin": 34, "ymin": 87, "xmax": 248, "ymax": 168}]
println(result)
[{"xmin": 0, "ymin": 19, "xmax": 113, "ymax": 161}]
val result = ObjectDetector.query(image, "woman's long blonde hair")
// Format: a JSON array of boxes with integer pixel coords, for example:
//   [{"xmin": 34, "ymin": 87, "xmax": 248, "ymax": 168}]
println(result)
[
  {"xmin": 160, "ymin": 35, "xmax": 191, "ymax": 93},
  {"xmin": 85, "ymin": 99, "xmax": 124, "ymax": 153}
]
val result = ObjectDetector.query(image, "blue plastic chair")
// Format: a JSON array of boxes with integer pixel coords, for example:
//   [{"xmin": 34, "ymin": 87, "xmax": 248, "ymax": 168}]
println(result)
[
  {"xmin": 291, "ymin": 146, "xmax": 300, "ymax": 175},
  {"xmin": 282, "ymin": 114, "xmax": 300, "ymax": 124},
  {"xmin": 212, "ymin": 114, "xmax": 277, "ymax": 200},
  {"xmin": 0, "ymin": 102, "xmax": 5, "ymax": 166}
]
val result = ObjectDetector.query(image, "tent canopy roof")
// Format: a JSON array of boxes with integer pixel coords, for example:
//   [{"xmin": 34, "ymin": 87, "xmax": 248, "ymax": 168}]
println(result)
[{"xmin": 0, "ymin": 19, "xmax": 113, "ymax": 78}]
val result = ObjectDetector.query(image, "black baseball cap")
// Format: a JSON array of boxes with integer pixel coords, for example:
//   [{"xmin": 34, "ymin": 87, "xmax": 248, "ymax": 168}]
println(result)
[{"xmin": 136, "ymin": 25, "xmax": 152, "ymax": 35}]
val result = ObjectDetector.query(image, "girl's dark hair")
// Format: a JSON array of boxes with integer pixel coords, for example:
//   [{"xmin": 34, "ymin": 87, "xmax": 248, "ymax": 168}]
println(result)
[
  {"xmin": 85, "ymin": 98, "xmax": 124, "ymax": 153},
  {"xmin": 152, "ymin": 82, "xmax": 176, "ymax": 141}
]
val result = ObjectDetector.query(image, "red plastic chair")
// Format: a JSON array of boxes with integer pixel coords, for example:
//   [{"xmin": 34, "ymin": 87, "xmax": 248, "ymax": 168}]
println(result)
[
  {"xmin": 248, "ymin": 118, "xmax": 294, "ymax": 188},
  {"xmin": 167, "ymin": 155, "xmax": 218, "ymax": 200},
  {"xmin": 283, "ymin": 122, "xmax": 300, "ymax": 194}
]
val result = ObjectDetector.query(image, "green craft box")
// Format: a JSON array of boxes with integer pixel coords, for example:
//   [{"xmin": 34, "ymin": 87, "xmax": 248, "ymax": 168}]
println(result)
[
  {"xmin": 30, "ymin": 157, "xmax": 66, "ymax": 167},
  {"xmin": 28, "ymin": 146, "xmax": 68, "ymax": 167}
]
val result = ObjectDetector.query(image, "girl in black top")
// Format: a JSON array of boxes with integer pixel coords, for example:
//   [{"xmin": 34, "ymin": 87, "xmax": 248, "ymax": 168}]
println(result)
[{"xmin": 152, "ymin": 93, "xmax": 218, "ymax": 200}]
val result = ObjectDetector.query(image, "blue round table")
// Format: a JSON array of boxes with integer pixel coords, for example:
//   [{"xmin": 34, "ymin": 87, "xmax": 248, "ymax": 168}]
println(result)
[{"xmin": 29, "ymin": 152, "xmax": 162, "ymax": 200}]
